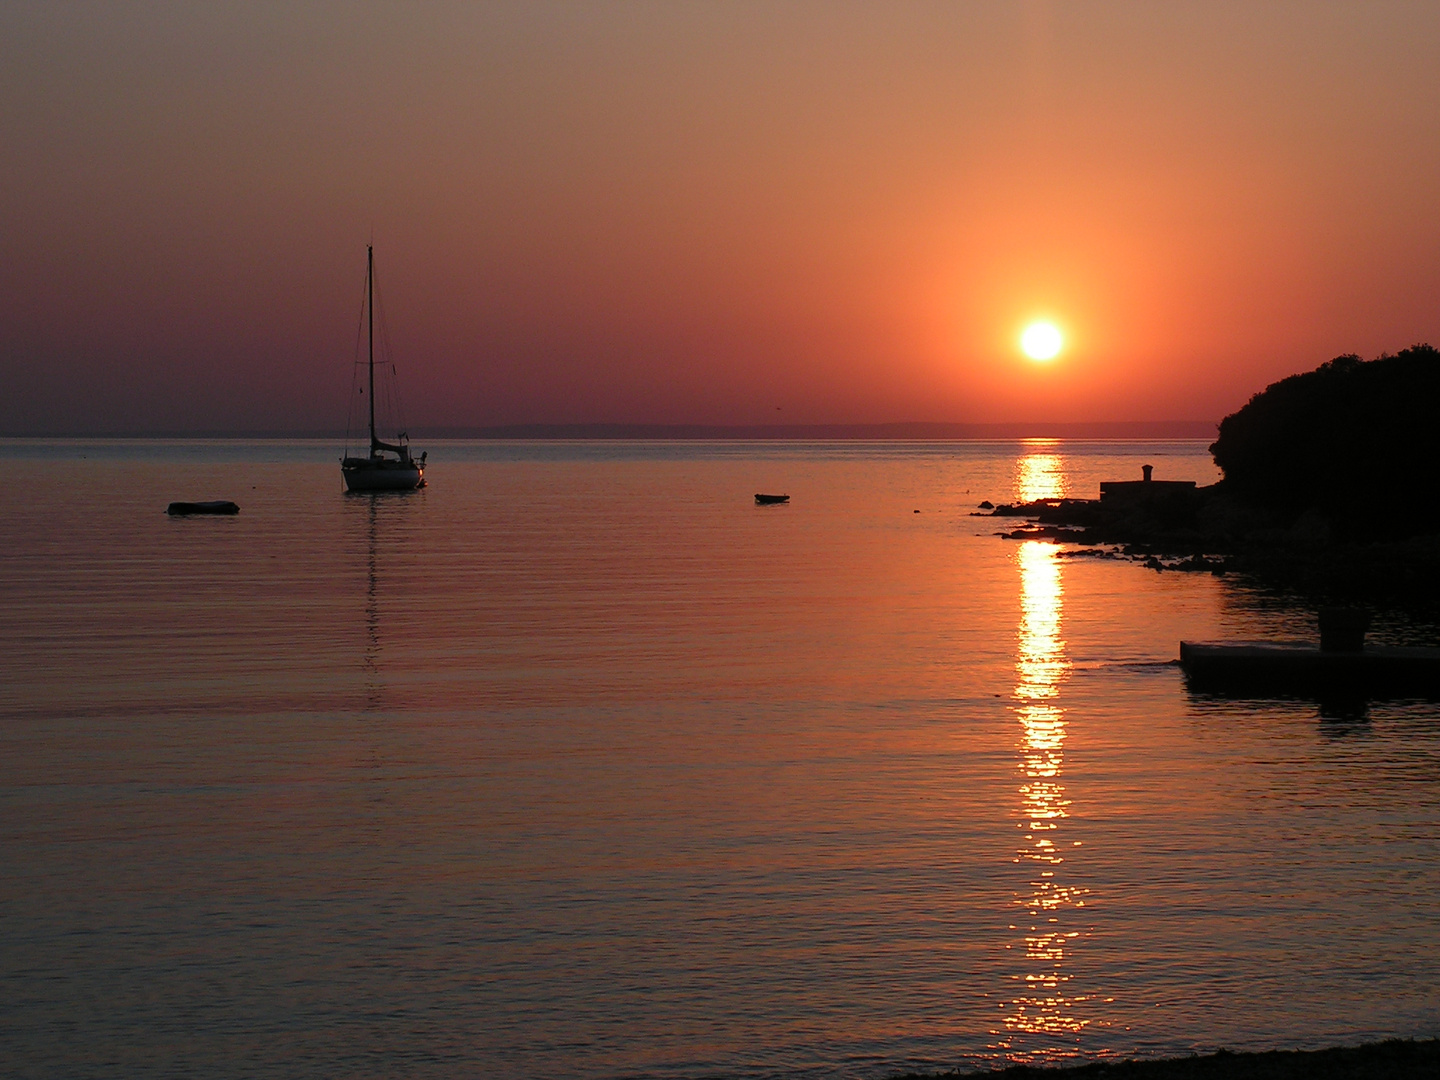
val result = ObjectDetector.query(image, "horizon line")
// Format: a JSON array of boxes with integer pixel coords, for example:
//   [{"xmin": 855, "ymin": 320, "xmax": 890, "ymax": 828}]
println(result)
[{"xmin": 2, "ymin": 420, "xmax": 1218, "ymax": 440}]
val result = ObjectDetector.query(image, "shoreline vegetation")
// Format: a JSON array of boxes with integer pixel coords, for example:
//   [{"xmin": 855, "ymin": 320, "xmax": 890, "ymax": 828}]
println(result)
[
  {"xmin": 982, "ymin": 346, "xmax": 1440, "ymax": 617},
  {"xmin": 893, "ymin": 1038, "xmax": 1440, "ymax": 1080}
]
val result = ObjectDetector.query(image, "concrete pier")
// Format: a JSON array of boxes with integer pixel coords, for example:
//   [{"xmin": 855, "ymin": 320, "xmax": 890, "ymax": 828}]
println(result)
[
  {"xmin": 1099, "ymin": 464, "xmax": 1196, "ymax": 504},
  {"xmin": 1179, "ymin": 640, "xmax": 1440, "ymax": 696}
]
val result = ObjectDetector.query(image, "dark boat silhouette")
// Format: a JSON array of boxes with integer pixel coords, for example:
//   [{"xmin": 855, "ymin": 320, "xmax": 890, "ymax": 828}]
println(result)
[
  {"xmin": 754, "ymin": 493, "xmax": 790, "ymax": 505},
  {"xmin": 167, "ymin": 500, "xmax": 239, "ymax": 516},
  {"xmin": 341, "ymin": 245, "xmax": 426, "ymax": 493}
]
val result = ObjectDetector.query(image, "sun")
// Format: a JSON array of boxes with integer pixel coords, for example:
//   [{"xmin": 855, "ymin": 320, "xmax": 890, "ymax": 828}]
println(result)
[{"xmin": 1020, "ymin": 321, "xmax": 1063, "ymax": 362}]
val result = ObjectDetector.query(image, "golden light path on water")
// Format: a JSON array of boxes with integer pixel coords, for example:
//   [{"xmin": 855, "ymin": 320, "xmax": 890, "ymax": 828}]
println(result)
[
  {"xmin": 1014, "ymin": 442, "xmax": 1068, "ymax": 503},
  {"xmin": 995, "ymin": 446, "xmax": 1098, "ymax": 1054}
]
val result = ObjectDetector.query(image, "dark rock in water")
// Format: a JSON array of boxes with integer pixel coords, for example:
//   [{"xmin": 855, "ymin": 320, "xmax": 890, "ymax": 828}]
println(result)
[
  {"xmin": 977, "ymin": 500, "xmax": 994, "ymax": 509},
  {"xmin": 167, "ymin": 501, "xmax": 240, "ymax": 516},
  {"xmin": 999, "ymin": 525, "xmax": 1089, "ymax": 543},
  {"xmin": 1168, "ymin": 555, "xmax": 1226, "ymax": 573},
  {"xmin": 1058, "ymin": 547, "xmax": 1121, "ymax": 560}
]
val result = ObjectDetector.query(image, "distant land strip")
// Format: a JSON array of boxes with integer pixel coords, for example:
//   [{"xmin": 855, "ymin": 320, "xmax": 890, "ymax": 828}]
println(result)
[
  {"xmin": 892, "ymin": 1038, "xmax": 1440, "ymax": 1080},
  {"xmin": 431, "ymin": 420, "xmax": 1219, "ymax": 440},
  {"xmin": 3, "ymin": 421, "xmax": 1217, "ymax": 440}
]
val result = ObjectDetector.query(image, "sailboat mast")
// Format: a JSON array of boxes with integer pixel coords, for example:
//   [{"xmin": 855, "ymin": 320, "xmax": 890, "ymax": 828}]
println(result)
[{"xmin": 367, "ymin": 245, "xmax": 376, "ymax": 451}]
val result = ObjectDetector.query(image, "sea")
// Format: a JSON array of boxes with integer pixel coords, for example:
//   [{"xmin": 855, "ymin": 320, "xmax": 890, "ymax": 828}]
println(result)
[{"xmin": 1, "ymin": 438, "xmax": 1437, "ymax": 1079}]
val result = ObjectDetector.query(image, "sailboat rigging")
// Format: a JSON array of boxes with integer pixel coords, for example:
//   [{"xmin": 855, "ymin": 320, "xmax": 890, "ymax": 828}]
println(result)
[{"xmin": 342, "ymin": 245, "xmax": 426, "ymax": 492}]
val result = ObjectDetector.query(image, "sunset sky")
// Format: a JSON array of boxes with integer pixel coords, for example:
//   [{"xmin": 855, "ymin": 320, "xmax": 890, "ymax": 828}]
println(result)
[{"xmin": 4, "ymin": 2, "xmax": 1439, "ymax": 435}]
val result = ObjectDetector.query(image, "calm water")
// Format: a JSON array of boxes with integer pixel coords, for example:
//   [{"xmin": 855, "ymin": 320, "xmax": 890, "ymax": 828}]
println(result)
[{"xmin": 2, "ymin": 440, "xmax": 1437, "ymax": 1079}]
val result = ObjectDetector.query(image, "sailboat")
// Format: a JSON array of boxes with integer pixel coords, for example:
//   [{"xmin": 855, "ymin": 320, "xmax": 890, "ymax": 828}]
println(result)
[{"xmin": 342, "ymin": 245, "xmax": 426, "ymax": 492}]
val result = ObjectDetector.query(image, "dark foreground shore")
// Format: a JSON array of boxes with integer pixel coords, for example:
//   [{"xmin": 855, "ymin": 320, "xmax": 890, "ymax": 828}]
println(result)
[
  {"xmin": 894, "ymin": 1039, "xmax": 1440, "ymax": 1080},
  {"xmin": 982, "ymin": 487, "xmax": 1440, "ymax": 620},
  {"xmin": 976, "ymin": 346, "xmax": 1440, "ymax": 618}
]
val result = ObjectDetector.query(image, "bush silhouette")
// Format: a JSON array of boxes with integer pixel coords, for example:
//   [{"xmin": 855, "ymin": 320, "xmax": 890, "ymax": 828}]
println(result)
[{"xmin": 1210, "ymin": 344, "xmax": 1440, "ymax": 532}]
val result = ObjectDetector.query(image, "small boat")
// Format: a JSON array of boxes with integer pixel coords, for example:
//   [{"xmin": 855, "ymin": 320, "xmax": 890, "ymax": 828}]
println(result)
[
  {"xmin": 341, "ymin": 245, "xmax": 426, "ymax": 493},
  {"xmin": 755, "ymin": 493, "xmax": 790, "ymax": 505},
  {"xmin": 167, "ymin": 500, "xmax": 239, "ymax": 516}
]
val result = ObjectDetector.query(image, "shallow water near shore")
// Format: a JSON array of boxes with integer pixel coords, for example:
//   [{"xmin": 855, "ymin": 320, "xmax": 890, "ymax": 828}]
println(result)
[{"xmin": 1, "ymin": 439, "xmax": 1437, "ymax": 1078}]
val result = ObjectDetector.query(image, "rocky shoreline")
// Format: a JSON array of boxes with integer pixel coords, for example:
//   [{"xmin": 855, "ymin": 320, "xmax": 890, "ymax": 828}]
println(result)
[
  {"xmin": 976, "ymin": 483, "xmax": 1440, "ymax": 617},
  {"xmin": 973, "ymin": 345, "xmax": 1440, "ymax": 618}
]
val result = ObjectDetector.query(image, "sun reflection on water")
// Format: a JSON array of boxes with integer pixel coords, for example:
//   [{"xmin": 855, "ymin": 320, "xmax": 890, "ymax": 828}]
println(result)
[
  {"xmin": 1014, "ymin": 442, "xmax": 1068, "ymax": 503},
  {"xmin": 994, "ymin": 537, "xmax": 1096, "ymax": 1054}
]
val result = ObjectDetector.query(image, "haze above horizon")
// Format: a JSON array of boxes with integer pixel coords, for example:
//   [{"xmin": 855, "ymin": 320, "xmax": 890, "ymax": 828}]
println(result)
[{"xmin": 3, "ymin": 3, "xmax": 1438, "ymax": 436}]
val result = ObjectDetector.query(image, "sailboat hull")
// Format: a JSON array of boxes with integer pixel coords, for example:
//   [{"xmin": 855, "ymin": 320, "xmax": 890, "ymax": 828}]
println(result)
[{"xmin": 342, "ymin": 460, "xmax": 425, "ymax": 492}]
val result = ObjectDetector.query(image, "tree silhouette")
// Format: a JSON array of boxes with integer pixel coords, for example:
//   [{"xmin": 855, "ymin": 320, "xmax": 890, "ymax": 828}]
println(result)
[{"xmin": 1210, "ymin": 344, "xmax": 1440, "ymax": 533}]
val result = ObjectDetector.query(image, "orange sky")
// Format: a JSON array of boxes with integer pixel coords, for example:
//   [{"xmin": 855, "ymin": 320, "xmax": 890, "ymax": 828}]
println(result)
[{"xmin": 3, "ymin": 2, "xmax": 1439, "ymax": 434}]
